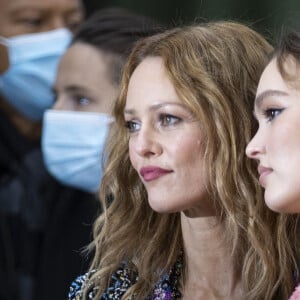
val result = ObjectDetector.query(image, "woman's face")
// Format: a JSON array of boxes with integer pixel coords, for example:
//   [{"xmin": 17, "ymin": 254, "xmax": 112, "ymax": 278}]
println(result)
[
  {"xmin": 246, "ymin": 57, "xmax": 300, "ymax": 213},
  {"xmin": 124, "ymin": 56, "xmax": 213, "ymax": 216},
  {"xmin": 53, "ymin": 42, "xmax": 118, "ymax": 114}
]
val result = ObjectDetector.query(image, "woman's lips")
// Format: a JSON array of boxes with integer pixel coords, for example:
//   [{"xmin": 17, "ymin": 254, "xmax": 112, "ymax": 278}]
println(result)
[
  {"xmin": 258, "ymin": 165, "xmax": 273, "ymax": 187},
  {"xmin": 140, "ymin": 166, "xmax": 172, "ymax": 182}
]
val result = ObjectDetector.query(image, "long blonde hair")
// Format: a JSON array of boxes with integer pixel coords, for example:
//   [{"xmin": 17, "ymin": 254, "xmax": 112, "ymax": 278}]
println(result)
[{"xmin": 87, "ymin": 21, "xmax": 299, "ymax": 299}]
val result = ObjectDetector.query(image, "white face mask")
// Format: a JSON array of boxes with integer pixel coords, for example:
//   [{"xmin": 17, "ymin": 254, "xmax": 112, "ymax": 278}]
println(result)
[
  {"xmin": 0, "ymin": 28, "xmax": 72, "ymax": 120},
  {"xmin": 41, "ymin": 109, "xmax": 114, "ymax": 193}
]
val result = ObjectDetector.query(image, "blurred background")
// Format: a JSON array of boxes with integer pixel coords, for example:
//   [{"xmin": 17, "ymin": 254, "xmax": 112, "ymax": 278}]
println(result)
[{"xmin": 83, "ymin": 0, "xmax": 300, "ymax": 41}]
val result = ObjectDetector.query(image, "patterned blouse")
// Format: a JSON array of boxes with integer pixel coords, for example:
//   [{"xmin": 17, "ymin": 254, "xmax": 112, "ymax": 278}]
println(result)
[{"xmin": 68, "ymin": 260, "xmax": 182, "ymax": 300}]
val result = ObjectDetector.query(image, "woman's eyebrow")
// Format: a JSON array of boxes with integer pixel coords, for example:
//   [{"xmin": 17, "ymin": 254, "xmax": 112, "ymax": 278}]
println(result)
[
  {"xmin": 255, "ymin": 89, "xmax": 289, "ymax": 110},
  {"xmin": 124, "ymin": 102, "xmax": 186, "ymax": 115}
]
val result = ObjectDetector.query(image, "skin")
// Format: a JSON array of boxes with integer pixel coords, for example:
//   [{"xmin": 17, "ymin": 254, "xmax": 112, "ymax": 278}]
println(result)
[
  {"xmin": 125, "ymin": 56, "xmax": 243, "ymax": 299},
  {"xmin": 0, "ymin": 0, "xmax": 83, "ymax": 72},
  {"xmin": 0, "ymin": 0, "xmax": 83, "ymax": 35},
  {"xmin": 53, "ymin": 42, "xmax": 118, "ymax": 114},
  {"xmin": 246, "ymin": 57, "xmax": 300, "ymax": 213},
  {"xmin": 125, "ymin": 57, "xmax": 209, "ymax": 215},
  {"xmin": 0, "ymin": 0, "xmax": 84, "ymax": 139}
]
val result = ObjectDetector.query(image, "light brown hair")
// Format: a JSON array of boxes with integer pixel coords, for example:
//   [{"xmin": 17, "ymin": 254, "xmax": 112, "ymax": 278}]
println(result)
[{"xmin": 88, "ymin": 21, "xmax": 297, "ymax": 299}]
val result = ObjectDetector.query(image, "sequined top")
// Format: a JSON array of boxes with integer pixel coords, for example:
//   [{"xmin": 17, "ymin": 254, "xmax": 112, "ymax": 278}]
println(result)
[{"xmin": 68, "ymin": 259, "xmax": 182, "ymax": 300}]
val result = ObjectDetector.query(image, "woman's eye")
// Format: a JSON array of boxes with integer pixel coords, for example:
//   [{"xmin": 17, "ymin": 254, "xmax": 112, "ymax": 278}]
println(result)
[
  {"xmin": 125, "ymin": 121, "xmax": 140, "ymax": 133},
  {"xmin": 264, "ymin": 108, "xmax": 283, "ymax": 122},
  {"xmin": 159, "ymin": 114, "xmax": 180, "ymax": 126}
]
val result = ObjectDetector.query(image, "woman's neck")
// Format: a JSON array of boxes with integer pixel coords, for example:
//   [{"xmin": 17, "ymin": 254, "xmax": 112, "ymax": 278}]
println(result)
[{"xmin": 180, "ymin": 213, "xmax": 244, "ymax": 299}]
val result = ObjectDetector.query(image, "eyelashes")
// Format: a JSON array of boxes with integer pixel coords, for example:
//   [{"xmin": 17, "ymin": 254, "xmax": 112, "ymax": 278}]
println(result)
[
  {"xmin": 124, "ymin": 113, "xmax": 182, "ymax": 133},
  {"xmin": 158, "ymin": 113, "xmax": 181, "ymax": 126},
  {"xmin": 124, "ymin": 120, "xmax": 140, "ymax": 133},
  {"xmin": 263, "ymin": 108, "xmax": 284, "ymax": 122}
]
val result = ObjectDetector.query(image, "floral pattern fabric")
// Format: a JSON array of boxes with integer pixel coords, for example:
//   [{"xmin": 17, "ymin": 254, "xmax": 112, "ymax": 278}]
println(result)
[
  {"xmin": 68, "ymin": 261, "xmax": 181, "ymax": 300},
  {"xmin": 68, "ymin": 268, "xmax": 134, "ymax": 300}
]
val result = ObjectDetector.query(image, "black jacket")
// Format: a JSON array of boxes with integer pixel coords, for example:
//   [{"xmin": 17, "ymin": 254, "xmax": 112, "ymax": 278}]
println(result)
[{"xmin": 0, "ymin": 111, "xmax": 101, "ymax": 300}]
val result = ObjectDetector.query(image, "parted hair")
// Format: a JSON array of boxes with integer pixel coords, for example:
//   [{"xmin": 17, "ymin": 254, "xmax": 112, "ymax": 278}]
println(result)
[{"xmin": 87, "ymin": 21, "xmax": 299, "ymax": 299}]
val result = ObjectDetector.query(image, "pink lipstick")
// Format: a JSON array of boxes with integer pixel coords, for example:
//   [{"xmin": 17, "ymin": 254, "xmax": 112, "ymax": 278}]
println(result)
[
  {"xmin": 140, "ymin": 166, "xmax": 172, "ymax": 182},
  {"xmin": 257, "ymin": 165, "xmax": 273, "ymax": 187}
]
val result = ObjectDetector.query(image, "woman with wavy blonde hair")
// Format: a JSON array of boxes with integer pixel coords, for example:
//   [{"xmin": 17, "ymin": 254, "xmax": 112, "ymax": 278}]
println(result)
[
  {"xmin": 246, "ymin": 28, "xmax": 300, "ymax": 299},
  {"xmin": 69, "ymin": 21, "xmax": 299, "ymax": 299}
]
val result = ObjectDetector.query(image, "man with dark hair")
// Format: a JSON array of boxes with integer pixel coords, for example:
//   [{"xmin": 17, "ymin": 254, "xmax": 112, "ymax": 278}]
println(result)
[{"xmin": 0, "ymin": 1, "xmax": 85, "ymax": 299}]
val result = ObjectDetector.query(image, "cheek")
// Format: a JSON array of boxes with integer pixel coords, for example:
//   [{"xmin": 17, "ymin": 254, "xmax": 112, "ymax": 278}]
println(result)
[
  {"xmin": 174, "ymin": 137, "xmax": 204, "ymax": 167},
  {"xmin": 128, "ymin": 140, "xmax": 138, "ymax": 171},
  {"xmin": 270, "ymin": 121, "xmax": 300, "ymax": 160},
  {"xmin": 97, "ymin": 86, "xmax": 118, "ymax": 114}
]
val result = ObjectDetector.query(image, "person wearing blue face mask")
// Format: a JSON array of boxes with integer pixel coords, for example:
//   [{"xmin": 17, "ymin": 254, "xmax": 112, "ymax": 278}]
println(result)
[
  {"xmin": 0, "ymin": 1, "xmax": 84, "ymax": 300},
  {"xmin": 0, "ymin": 29, "xmax": 73, "ymax": 121},
  {"xmin": 27, "ymin": 7, "xmax": 162, "ymax": 300},
  {"xmin": 0, "ymin": 0, "xmax": 84, "ymax": 139},
  {"xmin": 42, "ymin": 7, "xmax": 164, "ymax": 193}
]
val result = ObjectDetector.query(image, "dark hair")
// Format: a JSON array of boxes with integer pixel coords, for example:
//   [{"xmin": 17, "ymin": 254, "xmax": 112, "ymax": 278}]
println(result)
[
  {"xmin": 273, "ymin": 29, "xmax": 300, "ymax": 81},
  {"xmin": 71, "ymin": 7, "xmax": 165, "ymax": 85}
]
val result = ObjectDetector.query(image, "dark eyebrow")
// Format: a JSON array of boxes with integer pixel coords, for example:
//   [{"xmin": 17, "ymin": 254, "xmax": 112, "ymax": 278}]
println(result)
[{"xmin": 255, "ymin": 90, "xmax": 289, "ymax": 110}]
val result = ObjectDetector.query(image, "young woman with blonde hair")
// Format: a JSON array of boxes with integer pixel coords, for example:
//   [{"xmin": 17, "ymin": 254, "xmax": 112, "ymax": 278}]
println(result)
[{"xmin": 246, "ymin": 29, "xmax": 300, "ymax": 299}]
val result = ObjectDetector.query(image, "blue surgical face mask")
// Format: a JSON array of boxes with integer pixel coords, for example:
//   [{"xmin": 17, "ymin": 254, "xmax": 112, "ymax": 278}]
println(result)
[
  {"xmin": 0, "ymin": 28, "xmax": 72, "ymax": 120},
  {"xmin": 42, "ymin": 109, "xmax": 113, "ymax": 193}
]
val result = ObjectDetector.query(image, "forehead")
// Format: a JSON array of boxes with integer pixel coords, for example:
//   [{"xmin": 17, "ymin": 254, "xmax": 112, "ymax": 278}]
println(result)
[
  {"xmin": 257, "ymin": 59, "xmax": 286, "ymax": 95},
  {"xmin": 130, "ymin": 56, "xmax": 166, "ymax": 81},
  {"xmin": 126, "ymin": 56, "xmax": 180, "ymax": 108},
  {"xmin": 257, "ymin": 57, "xmax": 300, "ymax": 96},
  {"xmin": 0, "ymin": 0, "xmax": 82, "ymax": 13},
  {"xmin": 58, "ymin": 43, "xmax": 110, "ymax": 80}
]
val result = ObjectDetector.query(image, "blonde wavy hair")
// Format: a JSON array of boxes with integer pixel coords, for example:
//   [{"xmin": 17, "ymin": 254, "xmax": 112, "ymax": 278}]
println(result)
[{"xmin": 86, "ymin": 21, "xmax": 300, "ymax": 299}]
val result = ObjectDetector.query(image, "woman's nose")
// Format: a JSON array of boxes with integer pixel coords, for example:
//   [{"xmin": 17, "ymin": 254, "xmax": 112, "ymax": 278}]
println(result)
[
  {"xmin": 245, "ymin": 131, "xmax": 265, "ymax": 159},
  {"xmin": 133, "ymin": 126, "xmax": 162, "ymax": 158},
  {"xmin": 52, "ymin": 94, "xmax": 66, "ymax": 110}
]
